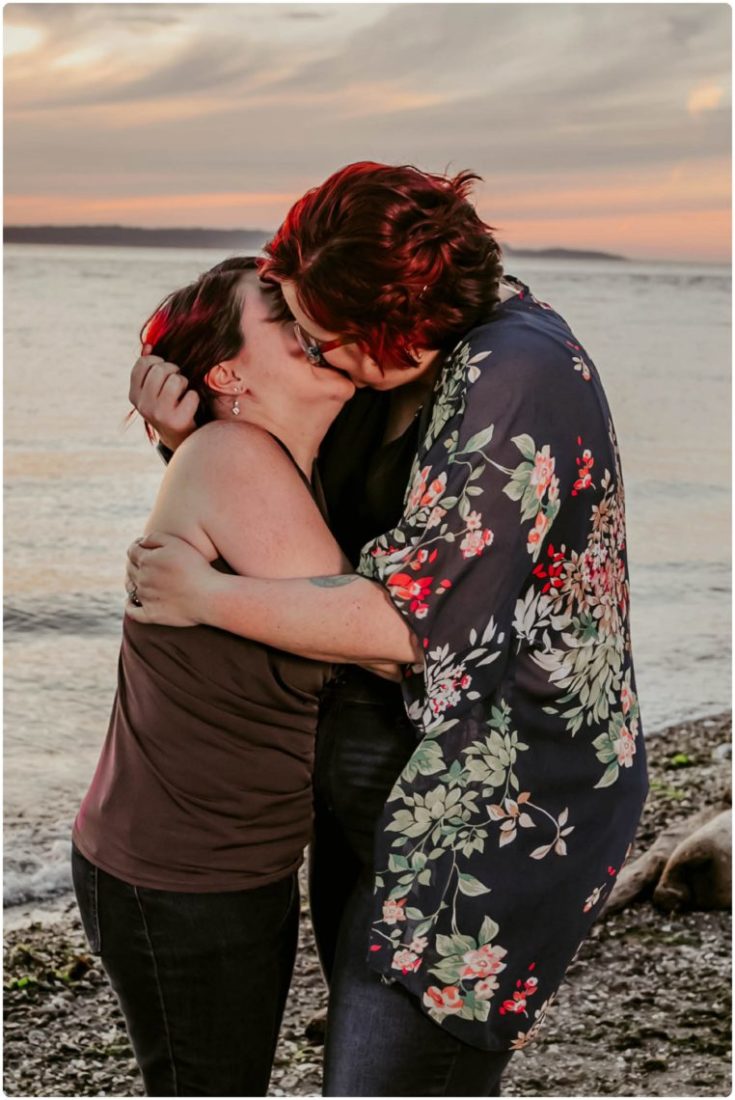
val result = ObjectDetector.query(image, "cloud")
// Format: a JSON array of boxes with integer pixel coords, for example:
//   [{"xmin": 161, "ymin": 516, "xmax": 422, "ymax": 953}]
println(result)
[
  {"xmin": 3, "ymin": 2, "xmax": 731, "ymax": 260},
  {"xmin": 688, "ymin": 83, "xmax": 726, "ymax": 117}
]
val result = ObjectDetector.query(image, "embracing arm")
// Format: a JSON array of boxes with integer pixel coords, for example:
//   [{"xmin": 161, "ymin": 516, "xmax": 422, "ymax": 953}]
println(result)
[
  {"xmin": 128, "ymin": 538, "xmax": 420, "ymax": 667},
  {"xmin": 127, "ymin": 349, "xmax": 417, "ymax": 670},
  {"xmin": 127, "ymin": 423, "xmax": 420, "ymax": 668},
  {"xmin": 197, "ymin": 569, "xmax": 421, "ymax": 667}
]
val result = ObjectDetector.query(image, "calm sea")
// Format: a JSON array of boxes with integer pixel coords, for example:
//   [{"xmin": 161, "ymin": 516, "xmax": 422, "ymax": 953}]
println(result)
[{"xmin": 4, "ymin": 244, "xmax": 731, "ymax": 908}]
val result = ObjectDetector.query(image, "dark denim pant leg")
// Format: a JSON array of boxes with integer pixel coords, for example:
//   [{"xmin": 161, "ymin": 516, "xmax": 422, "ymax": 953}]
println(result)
[
  {"xmin": 323, "ymin": 873, "xmax": 512, "ymax": 1098},
  {"xmin": 72, "ymin": 845, "xmax": 298, "ymax": 1097},
  {"xmin": 311, "ymin": 694, "xmax": 513, "ymax": 1097}
]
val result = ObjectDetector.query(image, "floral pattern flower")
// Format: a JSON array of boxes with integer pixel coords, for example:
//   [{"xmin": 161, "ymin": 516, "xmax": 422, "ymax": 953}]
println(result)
[
  {"xmin": 382, "ymin": 897, "xmax": 407, "ymax": 925},
  {"xmin": 460, "ymin": 944, "xmax": 508, "ymax": 978},
  {"xmin": 392, "ymin": 949, "xmax": 422, "ymax": 974},
  {"xmin": 357, "ymin": 279, "xmax": 648, "ymax": 1050},
  {"xmin": 423, "ymin": 985, "xmax": 465, "ymax": 1016},
  {"xmin": 460, "ymin": 526, "xmax": 494, "ymax": 558}
]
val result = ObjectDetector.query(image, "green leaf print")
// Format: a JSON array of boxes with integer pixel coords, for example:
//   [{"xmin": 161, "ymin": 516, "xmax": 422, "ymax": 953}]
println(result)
[
  {"xmin": 458, "ymin": 873, "xmax": 491, "ymax": 897},
  {"xmin": 595, "ymin": 762, "xmax": 620, "ymax": 789},
  {"xmin": 478, "ymin": 915, "xmax": 500, "ymax": 945},
  {"xmin": 403, "ymin": 740, "xmax": 446, "ymax": 780},
  {"xmin": 512, "ymin": 433, "xmax": 537, "ymax": 462},
  {"xmin": 459, "ymin": 425, "xmax": 495, "ymax": 455}
]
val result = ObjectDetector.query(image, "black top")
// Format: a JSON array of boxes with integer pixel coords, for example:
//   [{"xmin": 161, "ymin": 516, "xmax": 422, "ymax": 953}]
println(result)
[
  {"xmin": 317, "ymin": 390, "xmax": 424, "ymax": 705},
  {"xmin": 318, "ymin": 390, "xmax": 422, "ymax": 567}
]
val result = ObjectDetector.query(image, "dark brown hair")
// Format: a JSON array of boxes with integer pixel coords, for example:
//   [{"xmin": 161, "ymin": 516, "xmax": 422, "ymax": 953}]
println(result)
[{"xmin": 139, "ymin": 257, "xmax": 260, "ymax": 428}]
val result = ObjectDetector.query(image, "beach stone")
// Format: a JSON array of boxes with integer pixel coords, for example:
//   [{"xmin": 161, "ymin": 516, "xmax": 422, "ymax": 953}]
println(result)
[
  {"xmin": 304, "ymin": 1006, "xmax": 328, "ymax": 1043},
  {"xmin": 3, "ymin": 711, "xmax": 733, "ymax": 1098}
]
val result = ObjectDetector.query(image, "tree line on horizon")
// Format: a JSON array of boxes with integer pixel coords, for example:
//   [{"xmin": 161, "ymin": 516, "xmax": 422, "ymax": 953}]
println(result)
[{"xmin": 3, "ymin": 224, "xmax": 628, "ymax": 262}]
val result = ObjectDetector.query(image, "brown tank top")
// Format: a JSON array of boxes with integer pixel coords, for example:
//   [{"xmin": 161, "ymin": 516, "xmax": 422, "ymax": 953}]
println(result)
[{"xmin": 73, "ymin": 438, "xmax": 332, "ymax": 892}]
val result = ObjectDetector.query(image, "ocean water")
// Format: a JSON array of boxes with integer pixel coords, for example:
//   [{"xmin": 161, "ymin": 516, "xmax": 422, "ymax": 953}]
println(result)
[{"xmin": 4, "ymin": 244, "xmax": 731, "ymax": 908}]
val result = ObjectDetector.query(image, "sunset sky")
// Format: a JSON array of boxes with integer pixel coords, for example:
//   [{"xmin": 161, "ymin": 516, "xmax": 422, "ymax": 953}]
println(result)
[{"xmin": 4, "ymin": 2, "xmax": 731, "ymax": 261}]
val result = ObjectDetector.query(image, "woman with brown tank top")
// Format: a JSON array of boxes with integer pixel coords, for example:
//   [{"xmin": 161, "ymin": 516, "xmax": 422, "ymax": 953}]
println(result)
[{"xmin": 71, "ymin": 258, "xmax": 414, "ymax": 1097}]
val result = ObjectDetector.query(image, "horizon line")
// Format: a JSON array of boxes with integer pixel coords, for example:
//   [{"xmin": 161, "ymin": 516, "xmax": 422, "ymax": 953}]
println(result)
[{"xmin": 4, "ymin": 223, "xmax": 730, "ymax": 268}]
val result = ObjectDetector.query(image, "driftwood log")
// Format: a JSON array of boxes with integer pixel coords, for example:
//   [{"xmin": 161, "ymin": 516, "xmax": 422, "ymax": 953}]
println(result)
[
  {"xmin": 604, "ymin": 794, "xmax": 732, "ymax": 915},
  {"xmin": 653, "ymin": 809, "xmax": 731, "ymax": 911}
]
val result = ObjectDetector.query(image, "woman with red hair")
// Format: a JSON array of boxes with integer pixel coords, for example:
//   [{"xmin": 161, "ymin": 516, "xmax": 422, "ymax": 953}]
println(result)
[{"xmin": 127, "ymin": 163, "xmax": 648, "ymax": 1096}]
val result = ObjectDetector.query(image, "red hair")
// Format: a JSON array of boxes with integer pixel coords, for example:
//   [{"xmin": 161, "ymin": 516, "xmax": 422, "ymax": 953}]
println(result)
[{"xmin": 259, "ymin": 162, "xmax": 503, "ymax": 368}]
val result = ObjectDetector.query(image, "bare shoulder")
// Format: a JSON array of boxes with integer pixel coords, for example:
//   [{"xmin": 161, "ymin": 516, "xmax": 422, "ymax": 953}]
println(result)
[
  {"xmin": 170, "ymin": 420, "xmax": 304, "ymax": 486},
  {"xmin": 176, "ymin": 420, "xmax": 287, "ymax": 464},
  {"xmin": 180, "ymin": 423, "xmax": 344, "ymax": 578}
]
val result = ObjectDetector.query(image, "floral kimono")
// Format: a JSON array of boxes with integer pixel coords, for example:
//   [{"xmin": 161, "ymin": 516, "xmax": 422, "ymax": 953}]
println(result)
[{"xmin": 357, "ymin": 279, "xmax": 649, "ymax": 1051}]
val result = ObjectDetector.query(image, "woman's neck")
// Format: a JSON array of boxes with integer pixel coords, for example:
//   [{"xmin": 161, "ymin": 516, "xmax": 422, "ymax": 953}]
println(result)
[
  {"xmin": 215, "ymin": 402, "xmax": 338, "ymax": 477},
  {"xmin": 382, "ymin": 353, "xmax": 442, "ymax": 444}
]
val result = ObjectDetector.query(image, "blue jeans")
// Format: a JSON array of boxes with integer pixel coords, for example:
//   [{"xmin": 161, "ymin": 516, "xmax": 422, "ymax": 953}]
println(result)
[
  {"xmin": 310, "ymin": 671, "xmax": 513, "ymax": 1096},
  {"xmin": 71, "ymin": 844, "xmax": 298, "ymax": 1096}
]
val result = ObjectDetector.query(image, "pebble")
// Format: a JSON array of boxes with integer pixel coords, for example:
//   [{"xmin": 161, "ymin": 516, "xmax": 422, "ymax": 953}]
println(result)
[{"xmin": 3, "ymin": 712, "xmax": 732, "ymax": 1098}]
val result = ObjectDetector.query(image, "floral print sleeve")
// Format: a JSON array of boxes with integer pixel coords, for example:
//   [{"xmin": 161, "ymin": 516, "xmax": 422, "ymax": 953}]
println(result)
[{"xmin": 357, "ymin": 283, "xmax": 649, "ymax": 1052}]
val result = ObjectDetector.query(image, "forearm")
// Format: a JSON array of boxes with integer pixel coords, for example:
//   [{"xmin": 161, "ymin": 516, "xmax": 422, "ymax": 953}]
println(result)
[{"xmin": 202, "ymin": 571, "xmax": 421, "ymax": 665}]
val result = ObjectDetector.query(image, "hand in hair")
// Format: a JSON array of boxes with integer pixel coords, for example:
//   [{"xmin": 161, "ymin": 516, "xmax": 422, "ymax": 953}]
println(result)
[{"xmin": 129, "ymin": 343, "xmax": 199, "ymax": 452}]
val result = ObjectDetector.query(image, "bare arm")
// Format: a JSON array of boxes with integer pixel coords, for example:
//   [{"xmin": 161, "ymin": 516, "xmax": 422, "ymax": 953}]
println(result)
[
  {"xmin": 203, "ymin": 570, "xmax": 420, "ymax": 666},
  {"xmin": 127, "ymin": 352, "xmax": 418, "ymax": 668},
  {"xmin": 145, "ymin": 420, "xmax": 351, "ymax": 577},
  {"xmin": 127, "ymin": 536, "xmax": 421, "ymax": 667},
  {"xmin": 126, "ymin": 424, "xmax": 420, "ymax": 668}
]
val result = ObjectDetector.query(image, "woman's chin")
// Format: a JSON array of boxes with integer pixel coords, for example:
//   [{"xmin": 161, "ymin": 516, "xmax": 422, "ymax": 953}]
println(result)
[{"xmin": 311, "ymin": 364, "xmax": 357, "ymax": 399}]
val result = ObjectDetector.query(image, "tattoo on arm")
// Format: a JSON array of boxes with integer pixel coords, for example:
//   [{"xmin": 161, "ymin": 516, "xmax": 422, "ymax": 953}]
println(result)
[{"xmin": 309, "ymin": 574, "xmax": 361, "ymax": 588}]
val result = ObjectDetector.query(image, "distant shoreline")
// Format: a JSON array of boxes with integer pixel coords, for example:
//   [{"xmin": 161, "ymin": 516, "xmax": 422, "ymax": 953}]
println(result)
[{"xmin": 3, "ymin": 224, "xmax": 629, "ymax": 263}]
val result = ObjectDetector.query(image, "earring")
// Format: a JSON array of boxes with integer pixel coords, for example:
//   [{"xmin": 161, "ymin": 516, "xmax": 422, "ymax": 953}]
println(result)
[{"xmin": 232, "ymin": 397, "xmax": 240, "ymax": 416}]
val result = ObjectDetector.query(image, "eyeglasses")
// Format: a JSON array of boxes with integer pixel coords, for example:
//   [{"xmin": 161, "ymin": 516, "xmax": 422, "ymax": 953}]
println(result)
[{"xmin": 293, "ymin": 321, "xmax": 358, "ymax": 368}]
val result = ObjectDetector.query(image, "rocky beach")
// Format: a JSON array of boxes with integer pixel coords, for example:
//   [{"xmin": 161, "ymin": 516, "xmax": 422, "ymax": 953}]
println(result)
[{"xmin": 4, "ymin": 712, "xmax": 731, "ymax": 1098}]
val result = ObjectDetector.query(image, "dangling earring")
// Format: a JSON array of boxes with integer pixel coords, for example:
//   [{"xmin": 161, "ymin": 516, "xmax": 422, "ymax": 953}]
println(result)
[{"xmin": 232, "ymin": 397, "xmax": 240, "ymax": 416}]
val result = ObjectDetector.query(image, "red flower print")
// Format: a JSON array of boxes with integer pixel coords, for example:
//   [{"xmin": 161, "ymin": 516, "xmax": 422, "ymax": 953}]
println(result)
[
  {"xmin": 387, "ymin": 572, "xmax": 433, "ymax": 607},
  {"xmin": 572, "ymin": 441, "xmax": 595, "ymax": 496},
  {"xmin": 382, "ymin": 897, "xmax": 407, "ymax": 925},
  {"xmin": 475, "ymin": 976, "xmax": 500, "ymax": 1000},
  {"xmin": 407, "ymin": 465, "xmax": 432, "ymax": 512},
  {"xmin": 498, "ymin": 975, "xmax": 539, "ymax": 1017},
  {"xmin": 620, "ymin": 683, "xmax": 633, "ymax": 715},
  {"xmin": 460, "ymin": 943, "xmax": 508, "ymax": 979},
  {"xmin": 533, "ymin": 544, "xmax": 566, "ymax": 594},
  {"xmin": 613, "ymin": 726, "xmax": 636, "ymax": 768},
  {"xmin": 460, "ymin": 528, "xmax": 494, "ymax": 558},
  {"xmin": 392, "ymin": 949, "xmax": 422, "ymax": 974},
  {"xmin": 423, "ymin": 986, "xmax": 464, "ymax": 1014},
  {"xmin": 527, "ymin": 510, "xmax": 549, "ymax": 552},
  {"xmin": 531, "ymin": 448, "xmax": 556, "ymax": 500}
]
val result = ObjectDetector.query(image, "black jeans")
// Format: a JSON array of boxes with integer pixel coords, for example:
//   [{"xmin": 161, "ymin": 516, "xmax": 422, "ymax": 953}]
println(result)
[
  {"xmin": 310, "ymin": 673, "xmax": 513, "ymax": 1096},
  {"xmin": 71, "ymin": 844, "xmax": 298, "ymax": 1097}
]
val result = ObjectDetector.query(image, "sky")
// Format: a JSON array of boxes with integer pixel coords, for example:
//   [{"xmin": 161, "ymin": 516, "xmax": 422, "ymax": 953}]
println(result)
[{"xmin": 3, "ymin": 2, "xmax": 732, "ymax": 261}]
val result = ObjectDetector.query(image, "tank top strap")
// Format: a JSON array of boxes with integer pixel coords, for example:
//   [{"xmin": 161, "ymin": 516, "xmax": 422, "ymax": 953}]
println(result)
[{"xmin": 267, "ymin": 432, "xmax": 329, "ymax": 523}]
